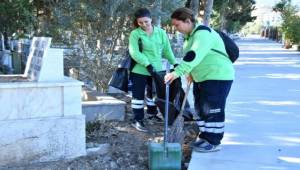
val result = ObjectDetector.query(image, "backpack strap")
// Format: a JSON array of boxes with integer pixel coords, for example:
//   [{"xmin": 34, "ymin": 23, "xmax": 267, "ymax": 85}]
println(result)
[
  {"xmin": 193, "ymin": 25, "xmax": 229, "ymax": 58},
  {"xmin": 193, "ymin": 25, "xmax": 211, "ymax": 34},
  {"xmin": 138, "ymin": 38, "xmax": 143, "ymax": 52},
  {"xmin": 128, "ymin": 38, "xmax": 142, "ymax": 71},
  {"xmin": 211, "ymin": 49, "xmax": 228, "ymax": 57}
]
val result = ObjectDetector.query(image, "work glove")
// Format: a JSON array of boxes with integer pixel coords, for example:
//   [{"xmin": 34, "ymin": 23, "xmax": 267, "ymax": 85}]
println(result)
[{"xmin": 146, "ymin": 64, "xmax": 155, "ymax": 76}]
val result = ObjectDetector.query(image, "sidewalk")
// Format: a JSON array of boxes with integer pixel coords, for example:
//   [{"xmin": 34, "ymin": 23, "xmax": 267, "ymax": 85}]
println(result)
[{"xmin": 188, "ymin": 35, "xmax": 300, "ymax": 170}]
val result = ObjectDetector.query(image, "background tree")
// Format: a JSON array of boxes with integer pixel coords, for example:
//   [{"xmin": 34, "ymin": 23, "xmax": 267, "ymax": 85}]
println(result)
[
  {"xmin": 149, "ymin": 0, "xmax": 186, "ymax": 27},
  {"xmin": 5, "ymin": 0, "xmax": 257, "ymax": 90},
  {"xmin": 185, "ymin": 0, "xmax": 200, "ymax": 17},
  {"xmin": 1, "ymin": 0, "xmax": 184, "ymax": 91},
  {"xmin": 203, "ymin": 0, "xmax": 214, "ymax": 26},
  {"xmin": 47, "ymin": 0, "xmax": 183, "ymax": 91},
  {"xmin": 241, "ymin": 19, "xmax": 264, "ymax": 35},
  {"xmin": 212, "ymin": 0, "xmax": 256, "ymax": 33},
  {"xmin": 0, "ymin": 0, "xmax": 36, "ymax": 37},
  {"xmin": 273, "ymin": 0, "xmax": 300, "ymax": 47},
  {"xmin": 184, "ymin": 0, "xmax": 256, "ymax": 33}
]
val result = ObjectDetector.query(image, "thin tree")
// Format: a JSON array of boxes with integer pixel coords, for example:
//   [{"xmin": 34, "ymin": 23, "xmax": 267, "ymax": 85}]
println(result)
[
  {"xmin": 219, "ymin": 0, "xmax": 228, "ymax": 32},
  {"xmin": 203, "ymin": 0, "xmax": 214, "ymax": 26},
  {"xmin": 213, "ymin": 0, "xmax": 256, "ymax": 33},
  {"xmin": 186, "ymin": 0, "xmax": 200, "ymax": 18}
]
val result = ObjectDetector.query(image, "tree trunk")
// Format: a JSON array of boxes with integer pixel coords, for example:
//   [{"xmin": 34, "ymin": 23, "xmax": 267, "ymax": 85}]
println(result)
[
  {"xmin": 220, "ymin": 0, "xmax": 228, "ymax": 32},
  {"xmin": 186, "ymin": 0, "xmax": 200, "ymax": 18},
  {"xmin": 153, "ymin": 0, "xmax": 162, "ymax": 27},
  {"xmin": 203, "ymin": 0, "xmax": 214, "ymax": 26},
  {"xmin": 284, "ymin": 39, "xmax": 292, "ymax": 49},
  {"xmin": 190, "ymin": 0, "xmax": 200, "ymax": 18}
]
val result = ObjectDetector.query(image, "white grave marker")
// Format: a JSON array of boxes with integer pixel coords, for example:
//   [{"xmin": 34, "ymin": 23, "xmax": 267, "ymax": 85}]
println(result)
[{"xmin": 24, "ymin": 37, "xmax": 51, "ymax": 81}]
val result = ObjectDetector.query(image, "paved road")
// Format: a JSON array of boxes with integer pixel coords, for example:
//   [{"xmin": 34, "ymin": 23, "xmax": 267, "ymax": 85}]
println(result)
[{"xmin": 188, "ymin": 35, "xmax": 300, "ymax": 170}]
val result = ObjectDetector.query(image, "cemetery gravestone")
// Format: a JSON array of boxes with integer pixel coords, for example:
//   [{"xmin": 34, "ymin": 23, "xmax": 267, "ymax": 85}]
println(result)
[
  {"xmin": 0, "ymin": 37, "xmax": 86, "ymax": 166},
  {"xmin": 24, "ymin": 37, "xmax": 51, "ymax": 81}
]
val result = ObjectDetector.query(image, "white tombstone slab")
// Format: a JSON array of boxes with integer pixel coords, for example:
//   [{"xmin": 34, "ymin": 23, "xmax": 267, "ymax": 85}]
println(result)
[
  {"xmin": 24, "ymin": 37, "xmax": 64, "ymax": 81},
  {"xmin": 0, "ymin": 37, "xmax": 86, "ymax": 166}
]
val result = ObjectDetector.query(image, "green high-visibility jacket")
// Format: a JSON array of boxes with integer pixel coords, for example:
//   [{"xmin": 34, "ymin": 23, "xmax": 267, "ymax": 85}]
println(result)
[
  {"xmin": 173, "ymin": 25, "xmax": 235, "ymax": 82},
  {"xmin": 129, "ymin": 26, "xmax": 177, "ymax": 76}
]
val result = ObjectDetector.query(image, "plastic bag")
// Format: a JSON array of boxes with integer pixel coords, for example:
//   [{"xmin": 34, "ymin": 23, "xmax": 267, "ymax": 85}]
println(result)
[
  {"xmin": 119, "ymin": 51, "xmax": 136, "ymax": 70},
  {"xmin": 152, "ymin": 71, "xmax": 194, "ymax": 125},
  {"xmin": 108, "ymin": 68, "xmax": 129, "ymax": 92},
  {"xmin": 152, "ymin": 70, "xmax": 181, "ymax": 101}
]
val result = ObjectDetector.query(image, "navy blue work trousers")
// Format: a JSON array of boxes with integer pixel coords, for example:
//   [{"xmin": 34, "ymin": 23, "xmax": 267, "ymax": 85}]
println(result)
[
  {"xmin": 130, "ymin": 72, "xmax": 158, "ymax": 121},
  {"xmin": 193, "ymin": 80, "xmax": 233, "ymax": 145}
]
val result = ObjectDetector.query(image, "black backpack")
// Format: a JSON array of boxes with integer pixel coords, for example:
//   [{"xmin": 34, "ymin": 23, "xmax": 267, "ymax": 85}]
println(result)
[{"xmin": 194, "ymin": 25, "xmax": 239, "ymax": 63}]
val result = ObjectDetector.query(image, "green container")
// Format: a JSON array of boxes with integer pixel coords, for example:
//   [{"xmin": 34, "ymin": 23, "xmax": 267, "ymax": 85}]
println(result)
[
  {"xmin": 148, "ymin": 142, "xmax": 182, "ymax": 170},
  {"xmin": 12, "ymin": 52, "xmax": 22, "ymax": 74}
]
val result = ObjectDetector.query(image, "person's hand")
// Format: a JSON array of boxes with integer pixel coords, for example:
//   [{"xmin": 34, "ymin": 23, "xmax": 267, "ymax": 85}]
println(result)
[
  {"xmin": 146, "ymin": 64, "xmax": 155, "ymax": 75},
  {"xmin": 173, "ymin": 63, "xmax": 179, "ymax": 68},
  {"xmin": 186, "ymin": 74, "xmax": 193, "ymax": 85},
  {"xmin": 164, "ymin": 72, "xmax": 177, "ymax": 84}
]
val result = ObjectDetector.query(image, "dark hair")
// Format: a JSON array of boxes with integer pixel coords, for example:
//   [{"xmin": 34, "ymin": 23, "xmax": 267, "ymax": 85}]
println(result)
[
  {"xmin": 171, "ymin": 7, "xmax": 195, "ymax": 23},
  {"xmin": 133, "ymin": 8, "xmax": 152, "ymax": 28}
]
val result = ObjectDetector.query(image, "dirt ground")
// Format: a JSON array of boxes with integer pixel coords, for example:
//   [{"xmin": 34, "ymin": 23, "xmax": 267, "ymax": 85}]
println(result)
[{"xmin": 2, "ymin": 93, "xmax": 199, "ymax": 170}]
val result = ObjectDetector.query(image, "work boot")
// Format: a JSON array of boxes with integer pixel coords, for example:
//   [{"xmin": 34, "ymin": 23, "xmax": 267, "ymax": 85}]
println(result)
[{"xmin": 131, "ymin": 120, "xmax": 148, "ymax": 132}]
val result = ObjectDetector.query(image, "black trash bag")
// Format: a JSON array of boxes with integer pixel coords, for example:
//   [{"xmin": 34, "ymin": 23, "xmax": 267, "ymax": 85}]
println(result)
[
  {"xmin": 152, "ymin": 71, "xmax": 194, "ymax": 125},
  {"xmin": 109, "ymin": 38, "xmax": 143, "ymax": 93},
  {"xmin": 121, "ymin": 37, "xmax": 142, "ymax": 70},
  {"xmin": 152, "ymin": 70, "xmax": 181, "ymax": 101},
  {"xmin": 120, "ymin": 54, "xmax": 132, "ymax": 69},
  {"xmin": 155, "ymin": 90, "xmax": 195, "ymax": 125},
  {"xmin": 121, "ymin": 51, "xmax": 137, "ymax": 71},
  {"xmin": 108, "ymin": 53, "xmax": 135, "ymax": 93},
  {"xmin": 155, "ymin": 97, "xmax": 179, "ymax": 126},
  {"xmin": 108, "ymin": 68, "xmax": 129, "ymax": 92},
  {"xmin": 174, "ymin": 88, "xmax": 195, "ymax": 122}
]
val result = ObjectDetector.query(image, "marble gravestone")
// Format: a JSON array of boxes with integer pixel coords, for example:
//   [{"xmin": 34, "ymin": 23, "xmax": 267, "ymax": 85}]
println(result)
[
  {"xmin": 25, "ymin": 37, "xmax": 52, "ymax": 80},
  {"xmin": 0, "ymin": 37, "xmax": 86, "ymax": 166}
]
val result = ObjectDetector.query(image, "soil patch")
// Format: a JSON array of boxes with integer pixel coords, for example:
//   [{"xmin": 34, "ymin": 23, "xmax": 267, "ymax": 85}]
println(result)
[{"xmin": 2, "ymin": 93, "xmax": 199, "ymax": 170}]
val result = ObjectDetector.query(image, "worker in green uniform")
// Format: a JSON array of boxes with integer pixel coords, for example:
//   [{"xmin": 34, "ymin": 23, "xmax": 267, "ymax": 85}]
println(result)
[
  {"xmin": 129, "ymin": 8, "xmax": 177, "ymax": 132},
  {"xmin": 164, "ymin": 7, "xmax": 235, "ymax": 152}
]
